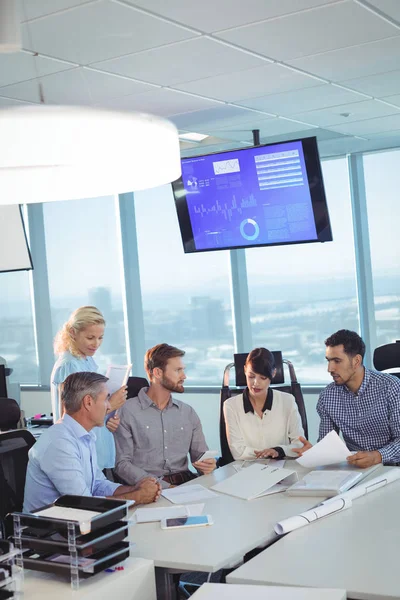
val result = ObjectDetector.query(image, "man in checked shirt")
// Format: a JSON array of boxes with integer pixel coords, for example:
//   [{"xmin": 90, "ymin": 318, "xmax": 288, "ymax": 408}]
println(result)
[{"xmin": 294, "ymin": 329, "xmax": 400, "ymax": 468}]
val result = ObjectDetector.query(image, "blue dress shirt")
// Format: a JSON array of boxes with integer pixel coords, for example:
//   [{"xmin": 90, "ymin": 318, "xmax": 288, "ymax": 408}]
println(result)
[
  {"xmin": 23, "ymin": 414, "xmax": 120, "ymax": 512},
  {"xmin": 50, "ymin": 351, "xmax": 116, "ymax": 470},
  {"xmin": 317, "ymin": 368, "xmax": 400, "ymax": 464}
]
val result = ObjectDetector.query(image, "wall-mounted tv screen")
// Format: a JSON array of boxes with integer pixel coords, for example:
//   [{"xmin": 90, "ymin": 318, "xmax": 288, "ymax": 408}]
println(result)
[{"xmin": 172, "ymin": 136, "xmax": 332, "ymax": 254}]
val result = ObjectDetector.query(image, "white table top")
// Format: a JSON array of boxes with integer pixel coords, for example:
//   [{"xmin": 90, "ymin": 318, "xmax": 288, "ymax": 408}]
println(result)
[
  {"xmin": 129, "ymin": 460, "xmax": 352, "ymax": 572},
  {"xmin": 191, "ymin": 582, "xmax": 346, "ymax": 599},
  {"xmin": 227, "ymin": 477, "xmax": 400, "ymax": 600},
  {"xmin": 21, "ymin": 557, "xmax": 156, "ymax": 600}
]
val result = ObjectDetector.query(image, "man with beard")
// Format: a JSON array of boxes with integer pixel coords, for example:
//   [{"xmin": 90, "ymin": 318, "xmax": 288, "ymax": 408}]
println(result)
[
  {"xmin": 114, "ymin": 343, "xmax": 216, "ymax": 486},
  {"xmin": 294, "ymin": 330, "xmax": 400, "ymax": 468}
]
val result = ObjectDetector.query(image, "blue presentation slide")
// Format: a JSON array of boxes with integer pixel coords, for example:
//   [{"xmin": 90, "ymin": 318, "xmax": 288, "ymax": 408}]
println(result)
[{"xmin": 181, "ymin": 140, "xmax": 318, "ymax": 250}]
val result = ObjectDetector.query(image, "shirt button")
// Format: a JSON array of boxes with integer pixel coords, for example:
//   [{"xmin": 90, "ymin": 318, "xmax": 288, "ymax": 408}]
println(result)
[
  {"xmin": 181, "ymin": 427, "xmax": 184, "ymax": 430},
  {"xmin": 165, "ymin": 446, "xmax": 168, "ymax": 449},
  {"xmin": 164, "ymin": 430, "xmax": 167, "ymax": 433},
  {"xmin": 146, "ymin": 425, "xmax": 149, "ymax": 429}
]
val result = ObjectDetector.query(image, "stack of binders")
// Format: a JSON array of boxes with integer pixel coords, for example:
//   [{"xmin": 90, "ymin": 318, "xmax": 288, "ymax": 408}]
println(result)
[{"xmin": 12, "ymin": 495, "xmax": 133, "ymax": 586}]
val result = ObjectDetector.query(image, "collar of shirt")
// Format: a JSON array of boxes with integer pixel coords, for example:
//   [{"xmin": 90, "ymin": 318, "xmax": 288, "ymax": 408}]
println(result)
[
  {"xmin": 138, "ymin": 386, "xmax": 180, "ymax": 410},
  {"xmin": 62, "ymin": 413, "xmax": 96, "ymax": 443},
  {"xmin": 343, "ymin": 367, "xmax": 371, "ymax": 396},
  {"xmin": 243, "ymin": 387, "xmax": 273, "ymax": 414}
]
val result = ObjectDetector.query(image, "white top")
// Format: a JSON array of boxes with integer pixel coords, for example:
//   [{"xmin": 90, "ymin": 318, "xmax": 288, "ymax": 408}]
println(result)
[{"xmin": 223, "ymin": 389, "xmax": 304, "ymax": 460}]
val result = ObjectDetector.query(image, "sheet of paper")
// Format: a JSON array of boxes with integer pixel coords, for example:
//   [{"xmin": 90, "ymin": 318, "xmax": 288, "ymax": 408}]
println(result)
[
  {"xmin": 296, "ymin": 430, "xmax": 351, "ymax": 468},
  {"xmin": 162, "ymin": 484, "xmax": 218, "ymax": 504},
  {"xmin": 196, "ymin": 450, "xmax": 219, "ymax": 461},
  {"xmin": 135, "ymin": 503, "xmax": 205, "ymax": 523},
  {"xmin": 135, "ymin": 505, "xmax": 189, "ymax": 523},
  {"xmin": 268, "ymin": 459, "xmax": 286, "ymax": 469},
  {"xmin": 105, "ymin": 364, "xmax": 132, "ymax": 395},
  {"xmin": 35, "ymin": 506, "xmax": 102, "ymax": 534}
]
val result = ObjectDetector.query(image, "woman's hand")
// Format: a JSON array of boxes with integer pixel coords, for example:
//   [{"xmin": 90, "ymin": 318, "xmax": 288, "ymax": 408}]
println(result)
[
  {"xmin": 291, "ymin": 436, "xmax": 313, "ymax": 456},
  {"xmin": 106, "ymin": 415, "xmax": 120, "ymax": 433},
  {"xmin": 254, "ymin": 448, "xmax": 279, "ymax": 459},
  {"xmin": 109, "ymin": 386, "xmax": 127, "ymax": 412}
]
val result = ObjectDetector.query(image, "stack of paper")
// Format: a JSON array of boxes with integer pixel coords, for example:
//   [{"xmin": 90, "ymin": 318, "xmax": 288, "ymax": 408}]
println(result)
[{"xmin": 211, "ymin": 464, "xmax": 298, "ymax": 500}]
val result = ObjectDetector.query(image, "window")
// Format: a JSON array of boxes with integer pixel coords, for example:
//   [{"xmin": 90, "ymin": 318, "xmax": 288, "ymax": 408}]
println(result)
[
  {"xmin": 43, "ymin": 196, "xmax": 128, "ymax": 374},
  {"xmin": 246, "ymin": 158, "xmax": 359, "ymax": 383},
  {"xmin": 0, "ymin": 271, "xmax": 38, "ymax": 384},
  {"xmin": 363, "ymin": 149, "xmax": 400, "ymax": 347},
  {"xmin": 134, "ymin": 184, "xmax": 235, "ymax": 385}
]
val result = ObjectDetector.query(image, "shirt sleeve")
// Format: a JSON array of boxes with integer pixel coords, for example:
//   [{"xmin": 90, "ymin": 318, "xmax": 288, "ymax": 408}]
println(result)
[
  {"xmin": 39, "ymin": 437, "xmax": 119, "ymax": 498},
  {"xmin": 188, "ymin": 407, "xmax": 208, "ymax": 464},
  {"xmin": 274, "ymin": 397, "xmax": 305, "ymax": 457},
  {"xmin": 114, "ymin": 408, "xmax": 150, "ymax": 485},
  {"xmin": 377, "ymin": 378, "xmax": 400, "ymax": 464},
  {"xmin": 92, "ymin": 468, "xmax": 121, "ymax": 498},
  {"xmin": 317, "ymin": 390, "xmax": 340, "ymax": 442},
  {"xmin": 223, "ymin": 400, "xmax": 259, "ymax": 460}
]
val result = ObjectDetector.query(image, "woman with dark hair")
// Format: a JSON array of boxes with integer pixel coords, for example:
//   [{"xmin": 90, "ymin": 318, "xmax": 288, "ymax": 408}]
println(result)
[{"xmin": 223, "ymin": 348, "xmax": 304, "ymax": 460}]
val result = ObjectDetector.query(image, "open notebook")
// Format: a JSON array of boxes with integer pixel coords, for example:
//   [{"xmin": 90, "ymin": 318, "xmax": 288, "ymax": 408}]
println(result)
[
  {"xmin": 211, "ymin": 463, "xmax": 298, "ymax": 500},
  {"xmin": 286, "ymin": 463, "xmax": 380, "ymax": 497}
]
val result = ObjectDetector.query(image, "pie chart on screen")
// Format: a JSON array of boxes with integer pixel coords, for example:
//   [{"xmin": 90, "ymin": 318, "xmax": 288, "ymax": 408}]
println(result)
[{"xmin": 240, "ymin": 218, "xmax": 260, "ymax": 241}]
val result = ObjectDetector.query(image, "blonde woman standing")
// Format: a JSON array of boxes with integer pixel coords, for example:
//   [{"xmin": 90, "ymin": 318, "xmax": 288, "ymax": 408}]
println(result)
[{"xmin": 51, "ymin": 306, "xmax": 127, "ymax": 470}]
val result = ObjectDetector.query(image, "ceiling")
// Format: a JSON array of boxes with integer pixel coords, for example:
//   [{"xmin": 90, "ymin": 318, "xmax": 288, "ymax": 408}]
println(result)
[{"xmin": 2, "ymin": 0, "xmax": 400, "ymax": 158}]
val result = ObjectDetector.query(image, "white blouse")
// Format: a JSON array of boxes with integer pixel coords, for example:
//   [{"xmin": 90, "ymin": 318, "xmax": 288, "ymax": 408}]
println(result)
[{"xmin": 223, "ymin": 389, "xmax": 304, "ymax": 460}]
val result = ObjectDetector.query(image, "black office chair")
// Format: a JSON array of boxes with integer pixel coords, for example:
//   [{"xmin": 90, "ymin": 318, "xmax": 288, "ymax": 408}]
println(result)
[
  {"xmin": 373, "ymin": 340, "xmax": 400, "ymax": 379},
  {"xmin": 126, "ymin": 376, "xmax": 149, "ymax": 399},
  {"xmin": 0, "ymin": 429, "xmax": 36, "ymax": 537},
  {"xmin": 219, "ymin": 351, "xmax": 308, "ymax": 466},
  {"xmin": 0, "ymin": 398, "xmax": 21, "ymax": 432}
]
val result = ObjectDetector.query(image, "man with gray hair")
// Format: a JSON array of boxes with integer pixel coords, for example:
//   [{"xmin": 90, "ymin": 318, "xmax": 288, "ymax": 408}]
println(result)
[{"xmin": 24, "ymin": 372, "xmax": 160, "ymax": 512}]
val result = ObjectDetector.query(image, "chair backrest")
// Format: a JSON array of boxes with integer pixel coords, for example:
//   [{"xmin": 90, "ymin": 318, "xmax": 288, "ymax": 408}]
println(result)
[
  {"xmin": 0, "ymin": 429, "xmax": 36, "ymax": 536},
  {"xmin": 0, "ymin": 398, "xmax": 21, "ymax": 431},
  {"xmin": 0, "ymin": 365, "xmax": 7, "ymax": 398},
  {"xmin": 219, "ymin": 353, "xmax": 308, "ymax": 466},
  {"xmin": 234, "ymin": 351, "xmax": 285, "ymax": 386},
  {"xmin": 127, "ymin": 376, "xmax": 149, "ymax": 399},
  {"xmin": 373, "ymin": 341, "xmax": 400, "ymax": 378}
]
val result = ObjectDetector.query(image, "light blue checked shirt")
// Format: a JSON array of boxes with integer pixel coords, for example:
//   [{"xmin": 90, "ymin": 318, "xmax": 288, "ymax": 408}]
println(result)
[
  {"xmin": 317, "ymin": 368, "xmax": 400, "ymax": 464},
  {"xmin": 23, "ymin": 414, "xmax": 120, "ymax": 512}
]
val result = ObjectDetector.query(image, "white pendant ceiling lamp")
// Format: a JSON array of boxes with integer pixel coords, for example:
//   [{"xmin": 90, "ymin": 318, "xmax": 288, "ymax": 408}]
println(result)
[{"xmin": 0, "ymin": 105, "xmax": 182, "ymax": 205}]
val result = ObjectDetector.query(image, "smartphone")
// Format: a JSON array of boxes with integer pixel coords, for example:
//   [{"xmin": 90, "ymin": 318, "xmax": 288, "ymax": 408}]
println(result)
[
  {"xmin": 196, "ymin": 450, "xmax": 218, "ymax": 461},
  {"xmin": 160, "ymin": 515, "xmax": 213, "ymax": 530}
]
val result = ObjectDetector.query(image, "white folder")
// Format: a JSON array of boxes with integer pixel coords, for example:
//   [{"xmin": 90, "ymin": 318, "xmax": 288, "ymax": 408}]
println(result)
[{"xmin": 211, "ymin": 463, "xmax": 298, "ymax": 500}]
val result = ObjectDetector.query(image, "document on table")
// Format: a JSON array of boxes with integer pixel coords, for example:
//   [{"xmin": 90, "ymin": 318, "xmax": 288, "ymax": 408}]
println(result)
[
  {"xmin": 296, "ymin": 430, "xmax": 351, "ymax": 468},
  {"xmin": 286, "ymin": 469, "xmax": 369, "ymax": 497},
  {"xmin": 35, "ymin": 506, "xmax": 102, "ymax": 534},
  {"xmin": 135, "ymin": 503, "xmax": 205, "ymax": 523},
  {"xmin": 211, "ymin": 463, "xmax": 298, "ymax": 500},
  {"xmin": 162, "ymin": 484, "xmax": 218, "ymax": 504},
  {"xmin": 105, "ymin": 364, "xmax": 132, "ymax": 395}
]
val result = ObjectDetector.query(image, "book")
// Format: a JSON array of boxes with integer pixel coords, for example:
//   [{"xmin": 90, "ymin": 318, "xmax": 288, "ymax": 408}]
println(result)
[
  {"xmin": 211, "ymin": 463, "xmax": 298, "ymax": 500},
  {"xmin": 286, "ymin": 464, "xmax": 380, "ymax": 497}
]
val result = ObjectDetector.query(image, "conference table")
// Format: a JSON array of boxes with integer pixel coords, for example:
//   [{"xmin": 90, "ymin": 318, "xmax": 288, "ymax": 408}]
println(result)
[
  {"xmin": 227, "ymin": 474, "xmax": 400, "ymax": 600},
  {"xmin": 129, "ymin": 460, "xmax": 390, "ymax": 600}
]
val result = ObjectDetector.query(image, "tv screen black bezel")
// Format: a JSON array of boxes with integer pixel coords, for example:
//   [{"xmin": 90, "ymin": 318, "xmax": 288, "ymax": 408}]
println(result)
[{"xmin": 172, "ymin": 136, "xmax": 332, "ymax": 254}]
